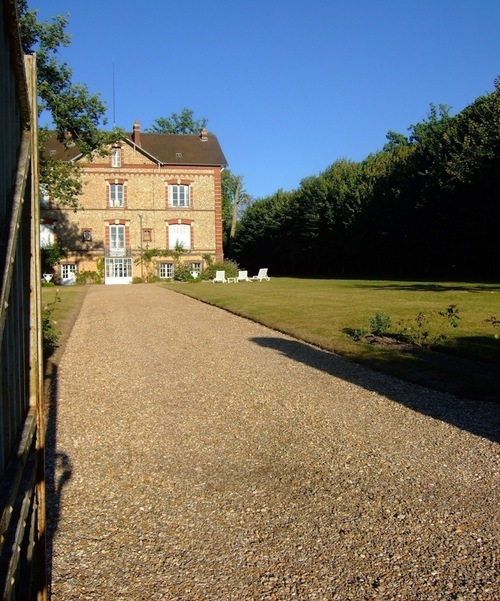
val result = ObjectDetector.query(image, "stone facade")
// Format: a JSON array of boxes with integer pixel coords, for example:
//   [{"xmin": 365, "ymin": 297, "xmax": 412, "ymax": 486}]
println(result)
[{"xmin": 42, "ymin": 123, "xmax": 227, "ymax": 284}]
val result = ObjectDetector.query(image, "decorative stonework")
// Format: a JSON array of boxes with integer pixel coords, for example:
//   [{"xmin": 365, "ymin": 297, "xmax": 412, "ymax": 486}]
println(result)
[{"xmin": 42, "ymin": 130, "xmax": 226, "ymax": 282}]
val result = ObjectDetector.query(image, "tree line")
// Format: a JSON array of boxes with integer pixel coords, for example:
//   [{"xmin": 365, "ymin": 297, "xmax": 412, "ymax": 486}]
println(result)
[
  {"xmin": 233, "ymin": 81, "xmax": 500, "ymax": 280},
  {"xmin": 19, "ymin": 1, "xmax": 499, "ymax": 281}
]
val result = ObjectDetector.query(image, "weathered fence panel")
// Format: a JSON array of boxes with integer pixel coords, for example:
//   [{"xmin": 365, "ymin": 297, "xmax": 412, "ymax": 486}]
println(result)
[{"xmin": 0, "ymin": 1, "xmax": 46, "ymax": 599}]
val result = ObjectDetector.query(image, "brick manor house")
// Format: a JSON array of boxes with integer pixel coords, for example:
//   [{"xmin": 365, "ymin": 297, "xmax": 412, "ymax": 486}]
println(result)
[{"xmin": 41, "ymin": 121, "xmax": 227, "ymax": 284}]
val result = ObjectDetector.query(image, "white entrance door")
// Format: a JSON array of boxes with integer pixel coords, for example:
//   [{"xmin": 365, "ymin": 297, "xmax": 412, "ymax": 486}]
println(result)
[
  {"xmin": 105, "ymin": 225, "xmax": 131, "ymax": 283},
  {"xmin": 105, "ymin": 258, "xmax": 132, "ymax": 284}
]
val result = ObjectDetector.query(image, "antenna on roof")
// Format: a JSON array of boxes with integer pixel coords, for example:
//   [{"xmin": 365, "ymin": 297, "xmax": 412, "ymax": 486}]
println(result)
[{"xmin": 112, "ymin": 60, "xmax": 116, "ymax": 127}]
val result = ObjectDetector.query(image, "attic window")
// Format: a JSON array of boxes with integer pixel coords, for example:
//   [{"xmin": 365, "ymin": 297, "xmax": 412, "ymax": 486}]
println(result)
[
  {"xmin": 111, "ymin": 147, "xmax": 122, "ymax": 168},
  {"xmin": 175, "ymin": 152, "xmax": 182, "ymax": 158}
]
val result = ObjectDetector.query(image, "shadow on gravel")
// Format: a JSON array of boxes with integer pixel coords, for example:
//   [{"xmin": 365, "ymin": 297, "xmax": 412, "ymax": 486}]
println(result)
[
  {"xmin": 44, "ymin": 362, "xmax": 73, "ymax": 590},
  {"xmin": 251, "ymin": 336, "xmax": 500, "ymax": 444},
  {"xmin": 42, "ymin": 285, "xmax": 86, "ymax": 589}
]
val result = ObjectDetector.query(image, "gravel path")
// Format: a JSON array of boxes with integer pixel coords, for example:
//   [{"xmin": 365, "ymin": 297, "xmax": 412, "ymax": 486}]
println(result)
[{"xmin": 47, "ymin": 284, "xmax": 499, "ymax": 600}]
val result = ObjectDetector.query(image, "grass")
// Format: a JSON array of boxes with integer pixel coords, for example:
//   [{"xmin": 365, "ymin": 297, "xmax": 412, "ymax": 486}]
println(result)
[
  {"xmin": 41, "ymin": 279, "xmax": 500, "ymax": 403},
  {"xmin": 41, "ymin": 284, "xmax": 87, "ymax": 362},
  {"xmin": 161, "ymin": 277, "xmax": 500, "ymax": 403}
]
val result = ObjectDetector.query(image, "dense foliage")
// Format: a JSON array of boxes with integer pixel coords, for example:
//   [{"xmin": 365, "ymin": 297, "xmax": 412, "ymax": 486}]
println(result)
[
  {"xmin": 235, "ymin": 81, "xmax": 500, "ymax": 280},
  {"xmin": 18, "ymin": 0, "xmax": 122, "ymax": 208},
  {"xmin": 147, "ymin": 109, "xmax": 208, "ymax": 134}
]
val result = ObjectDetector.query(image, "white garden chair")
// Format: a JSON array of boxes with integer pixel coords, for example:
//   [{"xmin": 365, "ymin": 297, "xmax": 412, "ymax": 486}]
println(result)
[
  {"xmin": 212, "ymin": 270, "xmax": 227, "ymax": 283},
  {"xmin": 251, "ymin": 268, "xmax": 270, "ymax": 281},
  {"xmin": 236, "ymin": 270, "xmax": 251, "ymax": 282}
]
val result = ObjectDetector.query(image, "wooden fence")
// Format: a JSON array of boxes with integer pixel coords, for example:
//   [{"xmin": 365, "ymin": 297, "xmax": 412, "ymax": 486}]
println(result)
[{"xmin": 0, "ymin": 1, "xmax": 47, "ymax": 599}]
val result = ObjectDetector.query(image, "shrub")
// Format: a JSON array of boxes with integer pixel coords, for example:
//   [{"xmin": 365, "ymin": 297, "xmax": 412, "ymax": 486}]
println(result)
[
  {"xmin": 202, "ymin": 253, "xmax": 213, "ymax": 267},
  {"xmin": 369, "ymin": 313, "xmax": 392, "ymax": 336},
  {"xmin": 343, "ymin": 327, "xmax": 367, "ymax": 342},
  {"xmin": 173, "ymin": 262, "xmax": 194, "ymax": 282},
  {"xmin": 76, "ymin": 269, "xmax": 103, "ymax": 284},
  {"xmin": 42, "ymin": 291, "xmax": 61, "ymax": 356},
  {"xmin": 41, "ymin": 244, "xmax": 65, "ymax": 273},
  {"xmin": 397, "ymin": 305, "xmax": 460, "ymax": 350},
  {"xmin": 438, "ymin": 304, "xmax": 460, "ymax": 328},
  {"xmin": 201, "ymin": 260, "xmax": 238, "ymax": 280},
  {"xmin": 485, "ymin": 315, "xmax": 500, "ymax": 338}
]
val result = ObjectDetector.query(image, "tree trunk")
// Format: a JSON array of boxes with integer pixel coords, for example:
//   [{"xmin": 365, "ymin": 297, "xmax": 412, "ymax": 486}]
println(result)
[{"xmin": 228, "ymin": 176, "xmax": 242, "ymax": 258}]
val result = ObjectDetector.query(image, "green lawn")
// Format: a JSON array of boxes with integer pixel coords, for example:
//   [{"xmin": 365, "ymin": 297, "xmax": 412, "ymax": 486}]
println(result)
[
  {"xmin": 42, "ymin": 279, "xmax": 500, "ymax": 402},
  {"xmin": 162, "ymin": 277, "xmax": 500, "ymax": 402},
  {"xmin": 42, "ymin": 284, "xmax": 87, "ymax": 359}
]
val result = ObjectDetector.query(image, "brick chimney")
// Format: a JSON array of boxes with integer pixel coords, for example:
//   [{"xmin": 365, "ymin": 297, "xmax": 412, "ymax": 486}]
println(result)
[
  {"xmin": 199, "ymin": 127, "xmax": 208, "ymax": 142},
  {"xmin": 132, "ymin": 120, "xmax": 141, "ymax": 146}
]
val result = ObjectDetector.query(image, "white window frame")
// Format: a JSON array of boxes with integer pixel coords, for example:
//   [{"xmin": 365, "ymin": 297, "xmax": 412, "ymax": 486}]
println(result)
[
  {"xmin": 109, "ymin": 183, "xmax": 124, "ymax": 207},
  {"xmin": 168, "ymin": 223, "xmax": 191, "ymax": 250},
  {"xmin": 61, "ymin": 263, "xmax": 77, "ymax": 280},
  {"xmin": 159, "ymin": 262, "xmax": 174, "ymax": 279},
  {"xmin": 105, "ymin": 258, "xmax": 132, "ymax": 278},
  {"xmin": 40, "ymin": 223, "xmax": 55, "ymax": 248},
  {"xmin": 111, "ymin": 147, "xmax": 122, "ymax": 168},
  {"xmin": 109, "ymin": 224, "xmax": 126, "ymax": 256},
  {"xmin": 168, "ymin": 184, "xmax": 190, "ymax": 208},
  {"xmin": 40, "ymin": 184, "xmax": 50, "ymax": 208}
]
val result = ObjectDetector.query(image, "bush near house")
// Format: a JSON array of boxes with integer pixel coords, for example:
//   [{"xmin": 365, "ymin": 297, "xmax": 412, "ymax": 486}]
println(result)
[{"xmin": 201, "ymin": 260, "xmax": 239, "ymax": 281}]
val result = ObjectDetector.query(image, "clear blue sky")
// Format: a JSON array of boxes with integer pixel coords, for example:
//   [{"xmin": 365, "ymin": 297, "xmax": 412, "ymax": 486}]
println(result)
[{"xmin": 35, "ymin": 0, "xmax": 499, "ymax": 199}]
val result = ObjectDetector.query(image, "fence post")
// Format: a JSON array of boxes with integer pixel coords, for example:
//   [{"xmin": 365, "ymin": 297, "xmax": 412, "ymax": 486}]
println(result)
[{"xmin": 25, "ymin": 53, "xmax": 48, "ymax": 601}]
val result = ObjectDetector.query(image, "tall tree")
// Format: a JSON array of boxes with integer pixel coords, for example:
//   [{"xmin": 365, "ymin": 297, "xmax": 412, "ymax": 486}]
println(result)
[
  {"xmin": 235, "ymin": 81, "xmax": 500, "ymax": 279},
  {"xmin": 234, "ymin": 190, "xmax": 293, "ymax": 273},
  {"xmin": 18, "ymin": 0, "xmax": 121, "ymax": 207},
  {"xmin": 18, "ymin": 0, "xmax": 111, "ymax": 153},
  {"xmin": 221, "ymin": 171, "xmax": 251, "ymax": 257},
  {"xmin": 147, "ymin": 109, "xmax": 208, "ymax": 134},
  {"xmin": 383, "ymin": 130, "xmax": 409, "ymax": 151}
]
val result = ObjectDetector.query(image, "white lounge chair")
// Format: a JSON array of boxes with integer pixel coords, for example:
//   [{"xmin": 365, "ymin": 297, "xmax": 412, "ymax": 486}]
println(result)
[
  {"xmin": 251, "ymin": 268, "xmax": 270, "ymax": 281},
  {"xmin": 212, "ymin": 270, "xmax": 227, "ymax": 283},
  {"xmin": 236, "ymin": 270, "xmax": 251, "ymax": 282}
]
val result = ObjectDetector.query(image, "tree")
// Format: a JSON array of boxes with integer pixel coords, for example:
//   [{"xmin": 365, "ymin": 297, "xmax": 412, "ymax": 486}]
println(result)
[
  {"xmin": 383, "ymin": 130, "xmax": 409, "ymax": 151},
  {"xmin": 147, "ymin": 109, "xmax": 208, "ymax": 134},
  {"xmin": 18, "ymin": 0, "xmax": 111, "ymax": 153},
  {"xmin": 234, "ymin": 80, "xmax": 500, "ymax": 279},
  {"xmin": 221, "ymin": 170, "xmax": 252, "ymax": 257},
  {"xmin": 18, "ymin": 0, "xmax": 122, "ymax": 208},
  {"xmin": 234, "ymin": 190, "xmax": 293, "ymax": 273}
]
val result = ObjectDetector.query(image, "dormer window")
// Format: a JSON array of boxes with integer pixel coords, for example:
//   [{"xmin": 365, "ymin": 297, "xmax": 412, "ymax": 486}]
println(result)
[{"xmin": 111, "ymin": 147, "xmax": 121, "ymax": 168}]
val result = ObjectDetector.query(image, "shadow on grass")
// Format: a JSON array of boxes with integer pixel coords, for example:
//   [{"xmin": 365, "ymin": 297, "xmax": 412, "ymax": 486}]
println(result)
[
  {"xmin": 250, "ymin": 336, "xmax": 500, "ymax": 444},
  {"xmin": 441, "ymin": 336, "xmax": 500, "ymax": 363},
  {"xmin": 365, "ymin": 282, "xmax": 500, "ymax": 293}
]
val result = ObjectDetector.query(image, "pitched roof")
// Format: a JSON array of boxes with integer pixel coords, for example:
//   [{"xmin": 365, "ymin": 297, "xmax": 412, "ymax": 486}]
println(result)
[
  {"xmin": 43, "ymin": 129, "xmax": 228, "ymax": 167},
  {"xmin": 43, "ymin": 136, "xmax": 81, "ymax": 161},
  {"xmin": 129, "ymin": 132, "xmax": 228, "ymax": 167}
]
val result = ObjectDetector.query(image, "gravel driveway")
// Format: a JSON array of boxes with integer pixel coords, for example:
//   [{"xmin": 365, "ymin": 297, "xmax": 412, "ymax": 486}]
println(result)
[{"xmin": 47, "ymin": 284, "xmax": 499, "ymax": 600}]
